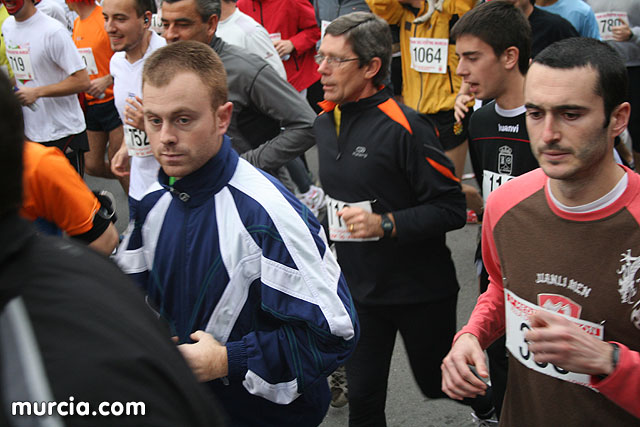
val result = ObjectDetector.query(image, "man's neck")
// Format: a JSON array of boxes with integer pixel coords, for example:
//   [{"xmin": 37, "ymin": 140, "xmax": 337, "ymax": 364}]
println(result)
[
  {"xmin": 495, "ymin": 72, "xmax": 525, "ymax": 111},
  {"xmin": 220, "ymin": 1, "xmax": 235, "ymax": 21},
  {"xmin": 125, "ymin": 30, "xmax": 151, "ymax": 64},
  {"xmin": 76, "ymin": 2, "xmax": 97, "ymax": 20},
  {"xmin": 14, "ymin": 3, "xmax": 37, "ymax": 22},
  {"xmin": 549, "ymin": 158, "xmax": 625, "ymax": 207},
  {"xmin": 536, "ymin": 0, "xmax": 559, "ymax": 7},
  {"xmin": 520, "ymin": 3, "xmax": 534, "ymax": 17}
]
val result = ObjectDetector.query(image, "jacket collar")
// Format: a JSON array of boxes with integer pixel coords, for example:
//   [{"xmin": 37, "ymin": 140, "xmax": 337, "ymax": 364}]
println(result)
[
  {"xmin": 158, "ymin": 135, "xmax": 239, "ymax": 207},
  {"xmin": 318, "ymin": 87, "xmax": 391, "ymax": 114},
  {"xmin": 0, "ymin": 214, "xmax": 35, "ymax": 307}
]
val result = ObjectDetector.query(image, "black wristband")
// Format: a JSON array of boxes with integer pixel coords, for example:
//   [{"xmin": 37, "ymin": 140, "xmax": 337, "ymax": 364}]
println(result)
[
  {"xmin": 597, "ymin": 342, "xmax": 619, "ymax": 380},
  {"xmin": 611, "ymin": 342, "xmax": 620, "ymax": 372}
]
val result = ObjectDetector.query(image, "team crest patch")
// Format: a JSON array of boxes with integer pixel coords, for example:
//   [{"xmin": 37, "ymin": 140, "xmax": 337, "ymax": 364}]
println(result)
[
  {"xmin": 537, "ymin": 294, "xmax": 582, "ymax": 318},
  {"xmin": 617, "ymin": 249, "xmax": 640, "ymax": 304},
  {"xmin": 453, "ymin": 121, "xmax": 463, "ymax": 136},
  {"xmin": 498, "ymin": 146, "xmax": 513, "ymax": 175}
]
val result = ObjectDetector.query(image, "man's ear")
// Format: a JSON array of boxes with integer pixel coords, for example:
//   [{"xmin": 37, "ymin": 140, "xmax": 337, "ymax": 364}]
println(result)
[
  {"xmin": 143, "ymin": 10, "xmax": 152, "ymax": 28},
  {"xmin": 363, "ymin": 57, "xmax": 382, "ymax": 81},
  {"xmin": 609, "ymin": 101, "xmax": 631, "ymax": 139},
  {"xmin": 207, "ymin": 14, "xmax": 219, "ymax": 41},
  {"xmin": 216, "ymin": 101, "xmax": 233, "ymax": 135},
  {"xmin": 502, "ymin": 46, "xmax": 519, "ymax": 71}
]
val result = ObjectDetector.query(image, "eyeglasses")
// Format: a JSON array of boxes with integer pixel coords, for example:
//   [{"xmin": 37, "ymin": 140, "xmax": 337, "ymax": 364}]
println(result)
[{"xmin": 314, "ymin": 54, "xmax": 360, "ymax": 67}]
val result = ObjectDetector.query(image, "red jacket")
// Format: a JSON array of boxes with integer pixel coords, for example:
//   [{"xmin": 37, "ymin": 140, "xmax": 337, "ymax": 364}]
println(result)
[{"xmin": 238, "ymin": 0, "xmax": 320, "ymax": 91}]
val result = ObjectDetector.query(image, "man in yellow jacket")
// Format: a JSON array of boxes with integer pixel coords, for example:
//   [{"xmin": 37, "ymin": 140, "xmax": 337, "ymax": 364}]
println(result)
[{"xmin": 367, "ymin": 0, "xmax": 477, "ymax": 206}]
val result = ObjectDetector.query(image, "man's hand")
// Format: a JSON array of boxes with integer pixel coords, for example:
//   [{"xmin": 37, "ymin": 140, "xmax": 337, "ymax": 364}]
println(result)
[
  {"xmin": 612, "ymin": 22, "xmax": 633, "ymax": 42},
  {"xmin": 441, "ymin": 333, "xmax": 489, "ymax": 400},
  {"xmin": 526, "ymin": 311, "xmax": 615, "ymax": 376},
  {"xmin": 15, "ymin": 86, "xmax": 40, "ymax": 106},
  {"xmin": 124, "ymin": 96, "xmax": 145, "ymax": 131},
  {"xmin": 339, "ymin": 206, "xmax": 391, "ymax": 239},
  {"xmin": 86, "ymin": 74, "xmax": 112, "ymax": 98},
  {"xmin": 462, "ymin": 183, "xmax": 484, "ymax": 215},
  {"xmin": 111, "ymin": 140, "xmax": 130, "ymax": 177},
  {"xmin": 273, "ymin": 39, "xmax": 294, "ymax": 57},
  {"xmin": 177, "ymin": 330, "xmax": 229, "ymax": 382}
]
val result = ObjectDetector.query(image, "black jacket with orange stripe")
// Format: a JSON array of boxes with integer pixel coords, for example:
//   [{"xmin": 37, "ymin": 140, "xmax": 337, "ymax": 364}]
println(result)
[{"xmin": 315, "ymin": 88, "xmax": 466, "ymax": 305}]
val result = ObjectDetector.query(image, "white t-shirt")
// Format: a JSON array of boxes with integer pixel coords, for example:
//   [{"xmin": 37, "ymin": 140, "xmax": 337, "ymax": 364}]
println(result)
[
  {"xmin": 36, "ymin": 0, "xmax": 71, "ymax": 33},
  {"xmin": 110, "ymin": 30, "xmax": 166, "ymax": 201},
  {"xmin": 2, "ymin": 10, "xmax": 86, "ymax": 142},
  {"xmin": 217, "ymin": 9, "xmax": 287, "ymax": 80}
]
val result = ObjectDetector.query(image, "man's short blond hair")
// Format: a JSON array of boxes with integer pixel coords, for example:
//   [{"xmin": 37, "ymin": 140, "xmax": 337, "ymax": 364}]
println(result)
[{"xmin": 143, "ymin": 41, "xmax": 227, "ymax": 110}]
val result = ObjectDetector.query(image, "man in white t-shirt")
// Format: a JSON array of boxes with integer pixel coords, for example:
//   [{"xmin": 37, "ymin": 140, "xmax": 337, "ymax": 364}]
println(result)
[
  {"xmin": 104, "ymin": 0, "xmax": 165, "ymax": 218},
  {"xmin": 35, "ymin": 0, "xmax": 71, "ymax": 32},
  {"xmin": 2, "ymin": 0, "xmax": 90, "ymax": 174},
  {"xmin": 217, "ymin": 0, "xmax": 286, "ymax": 80}
]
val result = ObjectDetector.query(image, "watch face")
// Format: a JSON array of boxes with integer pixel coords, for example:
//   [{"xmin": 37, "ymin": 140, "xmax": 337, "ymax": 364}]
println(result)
[{"xmin": 382, "ymin": 219, "xmax": 393, "ymax": 231}]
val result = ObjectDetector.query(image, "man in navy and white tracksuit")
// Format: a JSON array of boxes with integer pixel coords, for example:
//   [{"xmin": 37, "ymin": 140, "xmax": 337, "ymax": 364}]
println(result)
[{"xmin": 115, "ymin": 40, "xmax": 358, "ymax": 426}]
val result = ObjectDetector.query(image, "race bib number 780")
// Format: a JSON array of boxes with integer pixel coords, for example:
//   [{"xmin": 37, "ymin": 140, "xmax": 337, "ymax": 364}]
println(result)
[{"xmin": 595, "ymin": 11, "xmax": 629, "ymax": 41}]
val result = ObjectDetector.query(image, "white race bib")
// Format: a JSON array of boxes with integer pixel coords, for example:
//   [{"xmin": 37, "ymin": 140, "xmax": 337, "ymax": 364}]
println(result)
[
  {"xmin": 482, "ymin": 170, "xmax": 514, "ymax": 202},
  {"xmin": 321, "ymin": 20, "xmax": 331, "ymax": 41},
  {"xmin": 504, "ymin": 289, "xmax": 604, "ymax": 388},
  {"xmin": 326, "ymin": 195, "xmax": 380, "ymax": 242},
  {"xmin": 6, "ymin": 48, "xmax": 34, "ymax": 81},
  {"xmin": 77, "ymin": 47, "xmax": 98, "ymax": 75},
  {"xmin": 409, "ymin": 38, "xmax": 448, "ymax": 74},
  {"xmin": 595, "ymin": 11, "xmax": 629, "ymax": 41},
  {"xmin": 124, "ymin": 125, "xmax": 153, "ymax": 157}
]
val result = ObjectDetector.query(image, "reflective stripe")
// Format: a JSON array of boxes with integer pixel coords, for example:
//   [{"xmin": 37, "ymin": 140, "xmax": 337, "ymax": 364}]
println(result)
[
  {"xmin": 205, "ymin": 187, "xmax": 261, "ymax": 344},
  {"xmin": 230, "ymin": 159, "xmax": 355, "ymax": 340},
  {"xmin": 142, "ymin": 192, "xmax": 172, "ymax": 271},
  {"xmin": 114, "ymin": 221, "xmax": 147, "ymax": 274},
  {"xmin": 243, "ymin": 370, "xmax": 300, "ymax": 405}
]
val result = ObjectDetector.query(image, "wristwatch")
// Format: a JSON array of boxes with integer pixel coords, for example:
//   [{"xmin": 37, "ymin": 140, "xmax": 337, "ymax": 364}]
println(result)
[{"xmin": 381, "ymin": 213, "xmax": 394, "ymax": 238}]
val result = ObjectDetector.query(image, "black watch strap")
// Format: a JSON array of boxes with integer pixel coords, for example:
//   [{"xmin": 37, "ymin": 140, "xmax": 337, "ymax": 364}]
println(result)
[{"xmin": 381, "ymin": 213, "xmax": 394, "ymax": 238}]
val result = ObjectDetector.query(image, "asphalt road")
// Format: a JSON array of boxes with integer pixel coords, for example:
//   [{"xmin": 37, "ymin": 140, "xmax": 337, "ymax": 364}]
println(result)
[{"xmin": 86, "ymin": 146, "xmax": 483, "ymax": 427}]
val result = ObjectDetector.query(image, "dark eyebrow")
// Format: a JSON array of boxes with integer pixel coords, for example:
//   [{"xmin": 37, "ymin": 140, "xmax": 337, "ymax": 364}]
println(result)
[
  {"xmin": 525, "ymin": 103, "xmax": 588, "ymax": 112},
  {"xmin": 161, "ymin": 17, "xmax": 195, "ymax": 24},
  {"xmin": 460, "ymin": 50, "xmax": 480, "ymax": 57}
]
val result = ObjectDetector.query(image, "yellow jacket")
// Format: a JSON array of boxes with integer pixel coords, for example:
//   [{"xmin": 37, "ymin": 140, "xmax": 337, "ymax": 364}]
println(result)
[
  {"xmin": 366, "ymin": 0, "xmax": 474, "ymax": 114},
  {"xmin": 0, "ymin": 5, "xmax": 13, "ymax": 80}
]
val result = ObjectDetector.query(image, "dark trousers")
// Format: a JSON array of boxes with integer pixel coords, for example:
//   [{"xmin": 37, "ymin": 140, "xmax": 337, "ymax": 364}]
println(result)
[{"xmin": 346, "ymin": 296, "xmax": 457, "ymax": 427}]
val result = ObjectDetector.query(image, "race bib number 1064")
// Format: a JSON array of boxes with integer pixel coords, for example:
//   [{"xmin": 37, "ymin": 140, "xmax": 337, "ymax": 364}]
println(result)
[{"xmin": 409, "ymin": 38, "xmax": 448, "ymax": 74}]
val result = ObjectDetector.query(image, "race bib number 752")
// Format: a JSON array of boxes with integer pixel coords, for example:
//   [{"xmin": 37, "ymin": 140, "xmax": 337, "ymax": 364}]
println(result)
[{"xmin": 124, "ymin": 125, "xmax": 152, "ymax": 157}]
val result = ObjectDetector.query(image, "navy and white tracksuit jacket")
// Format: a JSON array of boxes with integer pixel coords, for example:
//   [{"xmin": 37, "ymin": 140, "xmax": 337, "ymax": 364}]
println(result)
[{"xmin": 116, "ymin": 136, "xmax": 358, "ymax": 426}]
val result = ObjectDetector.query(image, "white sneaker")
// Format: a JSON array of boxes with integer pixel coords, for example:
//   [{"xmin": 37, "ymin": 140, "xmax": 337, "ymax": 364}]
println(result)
[
  {"xmin": 297, "ymin": 185, "xmax": 326, "ymax": 217},
  {"xmin": 471, "ymin": 411, "xmax": 498, "ymax": 426},
  {"xmin": 328, "ymin": 365, "xmax": 348, "ymax": 408}
]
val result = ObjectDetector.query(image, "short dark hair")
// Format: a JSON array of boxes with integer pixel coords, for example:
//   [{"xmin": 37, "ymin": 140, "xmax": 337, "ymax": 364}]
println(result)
[
  {"xmin": 0, "ymin": 72, "xmax": 25, "ymax": 219},
  {"xmin": 533, "ymin": 37, "xmax": 627, "ymax": 126},
  {"xmin": 451, "ymin": 1, "xmax": 531, "ymax": 75},
  {"xmin": 325, "ymin": 12, "xmax": 391, "ymax": 87},
  {"xmin": 133, "ymin": 0, "xmax": 156, "ymax": 16},
  {"xmin": 161, "ymin": 0, "xmax": 219, "ymax": 22}
]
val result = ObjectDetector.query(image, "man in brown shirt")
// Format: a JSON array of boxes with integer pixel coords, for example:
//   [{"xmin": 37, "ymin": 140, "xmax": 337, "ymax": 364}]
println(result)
[{"xmin": 441, "ymin": 37, "xmax": 640, "ymax": 425}]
